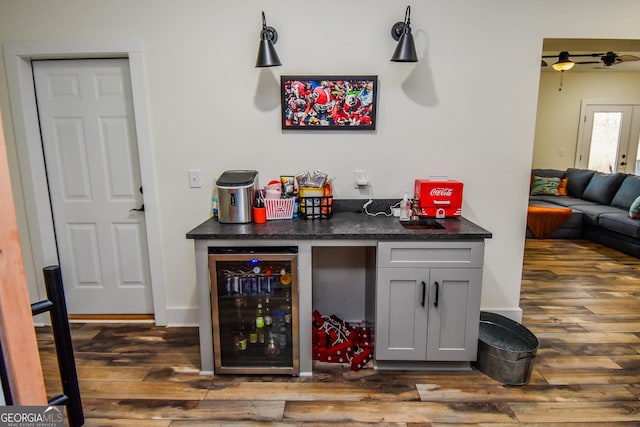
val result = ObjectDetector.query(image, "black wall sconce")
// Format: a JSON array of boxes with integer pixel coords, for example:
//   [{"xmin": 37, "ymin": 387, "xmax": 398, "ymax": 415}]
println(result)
[
  {"xmin": 255, "ymin": 11, "xmax": 282, "ymax": 67},
  {"xmin": 390, "ymin": 6, "xmax": 418, "ymax": 62}
]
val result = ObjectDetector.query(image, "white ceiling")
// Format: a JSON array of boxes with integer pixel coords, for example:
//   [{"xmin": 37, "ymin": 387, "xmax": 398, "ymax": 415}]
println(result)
[{"xmin": 541, "ymin": 38, "xmax": 640, "ymax": 73}]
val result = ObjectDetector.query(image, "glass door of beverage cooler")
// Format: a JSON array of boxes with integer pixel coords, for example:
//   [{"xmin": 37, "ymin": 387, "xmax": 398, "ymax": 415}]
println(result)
[{"xmin": 208, "ymin": 247, "xmax": 299, "ymax": 375}]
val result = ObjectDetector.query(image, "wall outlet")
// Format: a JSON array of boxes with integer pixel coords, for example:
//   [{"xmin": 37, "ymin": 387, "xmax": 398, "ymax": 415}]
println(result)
[{"xmin": 354, "ymin": 170, "xmax": 368, "ymax": 188}]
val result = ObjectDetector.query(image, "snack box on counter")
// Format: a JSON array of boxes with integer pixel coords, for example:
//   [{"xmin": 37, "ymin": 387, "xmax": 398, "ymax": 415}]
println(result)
[{"xmin": 414, "ymin": 179, "xmax": 463, "ymax": 218}]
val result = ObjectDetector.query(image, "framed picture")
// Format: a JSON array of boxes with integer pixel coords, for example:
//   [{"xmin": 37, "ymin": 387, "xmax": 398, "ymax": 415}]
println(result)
[{"xmin": 281, "ymin": 75, "xmax": 377, "ymax": 130}]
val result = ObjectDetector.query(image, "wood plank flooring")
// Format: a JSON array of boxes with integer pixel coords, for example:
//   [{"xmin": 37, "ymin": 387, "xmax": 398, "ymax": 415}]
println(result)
[{"xmin": 36, "ymin": 239, "xmax": 640, "ymax": 426}]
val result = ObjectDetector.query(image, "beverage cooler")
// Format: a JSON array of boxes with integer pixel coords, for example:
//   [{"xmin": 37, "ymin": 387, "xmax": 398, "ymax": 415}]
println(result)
[{"xmin": 208, "ymin": 247, "xmax": 299, "ymax": 375}]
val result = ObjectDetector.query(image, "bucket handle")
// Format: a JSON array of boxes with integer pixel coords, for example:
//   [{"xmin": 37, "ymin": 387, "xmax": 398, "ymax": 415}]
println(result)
[{"xmin": 516, "ymin": 353, "xmax": 537, "ymax": 361}]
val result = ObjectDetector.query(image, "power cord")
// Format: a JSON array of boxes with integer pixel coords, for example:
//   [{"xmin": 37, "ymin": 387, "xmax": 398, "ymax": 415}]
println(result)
[{"xmin": 361, "ymin": 183, "xmax": 397, "ymax": 217}]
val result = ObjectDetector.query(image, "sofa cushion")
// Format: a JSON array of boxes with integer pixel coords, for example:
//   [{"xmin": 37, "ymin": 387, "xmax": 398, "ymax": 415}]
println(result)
[
  {"xmin": 598, "ymin": 213, "xmax": 640, "ymax": 239},
  {"xmin": 565, "ymin": 168, "xmax": 595, "ymax": 198},
  {"xmin": 531, "ymin": 169, "xmax": 565, "ymax": 179},
  {"xmin": 568, "ymin": 204, "xmax": 625, "ymax": 225},
  {"xmin": 581, "ymin": 172, "xmax": 627, "ymax": 205},
  {"xmin": 530, "ymin": 176, "xmax": 561, "ymax": 195},
  {"xmin": 611, "ymin": 174, "xmax": 640, "ymax": 210},
  {"xmin": 529, "ymin": 195, "xmax": 600, "ymax": 207}
]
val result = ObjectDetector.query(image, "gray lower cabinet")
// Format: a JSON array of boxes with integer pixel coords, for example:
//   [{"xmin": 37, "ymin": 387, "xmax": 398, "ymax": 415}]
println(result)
[{"xmin": 375, "ymin": 241, "xmax": 484, "ymax": 363}]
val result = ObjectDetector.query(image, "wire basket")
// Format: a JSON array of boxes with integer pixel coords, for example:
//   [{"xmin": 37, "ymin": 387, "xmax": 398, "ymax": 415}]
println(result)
[
  {"xmin": 299, "ymin": 196, "xmax": 333, "ymax": 220},
  {"xmin": 265, "ymin": 198, "xmax": 296, "ymax": 220}
]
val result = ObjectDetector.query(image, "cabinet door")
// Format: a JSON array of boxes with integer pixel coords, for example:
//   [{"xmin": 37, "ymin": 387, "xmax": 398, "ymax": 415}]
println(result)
[
  {"xmin": 376, "ymin": 268, "xmax": 428, "ymax": 361},
  {"xmin": 426, "ymin": 268, "xmax": 482, "ymax": 361}
]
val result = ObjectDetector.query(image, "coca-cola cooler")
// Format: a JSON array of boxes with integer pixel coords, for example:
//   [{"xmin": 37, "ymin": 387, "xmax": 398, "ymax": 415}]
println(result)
[{"xmin": 414, "ymin": 179, "xmax": 463, "ymax": 218}]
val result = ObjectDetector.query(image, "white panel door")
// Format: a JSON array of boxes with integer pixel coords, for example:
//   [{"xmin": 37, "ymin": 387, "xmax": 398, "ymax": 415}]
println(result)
[{"xmin": 32, "ymin": 59, "xmax": 153, "ymax": 314}]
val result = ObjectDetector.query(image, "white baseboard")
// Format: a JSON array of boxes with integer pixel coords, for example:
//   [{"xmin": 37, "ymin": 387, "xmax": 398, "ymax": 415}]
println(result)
[
  {"xmin": 34, "ymin": 307, "xmax": 198, "ymax": 327},
  {"xmin": 164, "ymin": 307, "xmax": 199, "ymax": 327},
  {"xmin": 480, "ymin": 307, "xmax": 523, "ymax": 323}
]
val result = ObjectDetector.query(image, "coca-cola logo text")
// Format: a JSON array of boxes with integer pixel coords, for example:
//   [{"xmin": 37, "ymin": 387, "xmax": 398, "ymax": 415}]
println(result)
[{"xmin": 430, "ymin": 187, "xmax": 453, "ymax": 197}]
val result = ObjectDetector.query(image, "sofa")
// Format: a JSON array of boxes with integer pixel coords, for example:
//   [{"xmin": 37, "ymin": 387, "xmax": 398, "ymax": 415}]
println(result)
[{"xmin": 527, "ymin": 168, "xmax": 640, "ymax": 258}]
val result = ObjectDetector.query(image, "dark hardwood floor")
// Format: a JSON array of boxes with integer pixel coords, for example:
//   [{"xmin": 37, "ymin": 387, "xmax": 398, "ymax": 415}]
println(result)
[{"xmin": 36, "ymin": 239, "xmax": 640, "ymax": 426}]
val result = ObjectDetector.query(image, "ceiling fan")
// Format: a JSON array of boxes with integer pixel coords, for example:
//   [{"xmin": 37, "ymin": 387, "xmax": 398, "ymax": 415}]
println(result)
[{"xmin": 541, "ymin": 51, "xmax": 640, "ymax": 70}]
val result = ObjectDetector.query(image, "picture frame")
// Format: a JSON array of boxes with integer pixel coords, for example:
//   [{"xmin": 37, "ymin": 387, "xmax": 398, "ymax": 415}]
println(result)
[{"xmin": 281, "ymin": 75, "xmax": 377, "ymax": 130}]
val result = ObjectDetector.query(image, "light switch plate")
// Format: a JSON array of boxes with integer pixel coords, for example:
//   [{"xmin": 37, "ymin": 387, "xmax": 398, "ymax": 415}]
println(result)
[{"xmin": 188, "ymin": 169, "xmax": 202, "ymax": 188}]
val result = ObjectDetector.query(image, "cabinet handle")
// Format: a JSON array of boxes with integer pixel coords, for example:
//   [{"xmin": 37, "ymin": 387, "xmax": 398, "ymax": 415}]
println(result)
[
  {"xmin": 433, "ymin": 281, "xmax": 439, "ymax": 307},
  {"xmin": 420, "ymin": 281, "xmax": 426, "ymax": 307}
]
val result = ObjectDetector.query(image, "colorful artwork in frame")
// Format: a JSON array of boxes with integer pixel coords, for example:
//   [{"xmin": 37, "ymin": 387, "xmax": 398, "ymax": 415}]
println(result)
[{"xmin": 281, "ymin": 75, "xmax": 377, "ymax": 130}]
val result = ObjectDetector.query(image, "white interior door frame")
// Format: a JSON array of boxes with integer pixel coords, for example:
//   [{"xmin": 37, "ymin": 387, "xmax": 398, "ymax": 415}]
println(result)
[{"xmin": 3, "ymin": 40, "xmax": 167, "ymax": 325}]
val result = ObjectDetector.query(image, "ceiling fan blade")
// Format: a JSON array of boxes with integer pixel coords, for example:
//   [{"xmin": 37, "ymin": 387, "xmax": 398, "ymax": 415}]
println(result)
[
  {"xmin": 541, "ymin": 59, "xmax": 548, "ymax": 67},
  {"xmin": 618, "ymin": 54, "xmax": 640, "ymax": 62},
  {"xmin": 574, "ymin": 61, "xmax": 600, "ymax": 65}
]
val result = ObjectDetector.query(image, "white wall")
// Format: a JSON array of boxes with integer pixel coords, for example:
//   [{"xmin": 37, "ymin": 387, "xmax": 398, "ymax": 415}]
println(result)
[
  {"xmin": 534, "ymin": 71, "xmax": 640, "ymax": 169},
  {"xmin": 1, "ymin": 0, "xmax": 640, "ymax": 324}
]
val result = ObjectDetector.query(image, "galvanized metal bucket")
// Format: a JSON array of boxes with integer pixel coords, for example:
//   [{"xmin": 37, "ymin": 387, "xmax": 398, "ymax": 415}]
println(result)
[{"xmin": 474, "ymin": 311, "xmax": 539, "ymax": 385}]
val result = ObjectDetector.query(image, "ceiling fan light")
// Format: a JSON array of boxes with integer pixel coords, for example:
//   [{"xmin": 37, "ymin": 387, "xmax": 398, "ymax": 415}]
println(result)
[
  {"xmin": 551, "ymin": 51, "xmax": 575, "ymax": 72},
  {"xmin": 552, "ymin": 60, "xmax": 575, "ymax": 71}
]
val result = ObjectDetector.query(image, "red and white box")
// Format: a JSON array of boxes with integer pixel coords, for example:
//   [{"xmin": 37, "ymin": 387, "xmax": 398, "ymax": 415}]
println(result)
[{"xmin": 414, "ymin": 179, "xmax": 463, "ymax": 218}]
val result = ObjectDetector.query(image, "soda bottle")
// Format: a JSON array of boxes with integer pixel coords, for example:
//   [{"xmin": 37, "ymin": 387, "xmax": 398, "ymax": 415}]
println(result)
[
  {"xmin": 248, "ymin": 323, "xmax": 258, "ymax": 345},
  {"xmin": 234, "ymin": 310, "xmax": 247, "ymax": 353},
  {"xmin": 264, "ymin": 297, "xmax": 273, "ymax": 329},
  {"xmin": 283, "ymin": 291, "xmax": 292, "ymax": 325},
  {"xmin": 256, "ymin": 302, "xmax": 265, "ymax": 344}
]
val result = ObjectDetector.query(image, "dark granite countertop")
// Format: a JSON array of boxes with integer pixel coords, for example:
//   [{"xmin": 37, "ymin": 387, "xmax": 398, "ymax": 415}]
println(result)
[{"xmin": 186, "ymin": 199, "xmax": 492, "ymax": 241}]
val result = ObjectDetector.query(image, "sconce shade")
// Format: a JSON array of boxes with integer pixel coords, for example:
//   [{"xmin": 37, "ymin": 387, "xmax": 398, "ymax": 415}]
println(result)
[
  {"xmin": 552, "ymin": 51, "xmax": 574, "ymax": 71},
  {"xmin": 255, "ymin": 12, "xmax": 282, "ymax": 67},
  {"xmin": 256, "ymin": 38, "xmax": 281, "ymax": 67},
  {"xmin": 390, "ymin": 6, "xmax": 418, "ymax": 62},
  {"xmin": 391, "ymin": 30, "xmax": 418, "ymax": 62}
]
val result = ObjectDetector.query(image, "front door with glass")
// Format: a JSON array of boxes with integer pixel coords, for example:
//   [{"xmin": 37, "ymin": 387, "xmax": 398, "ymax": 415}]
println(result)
[{"xmin": 576, "ymin": 102, "xmax": 640, "ymax": 174}]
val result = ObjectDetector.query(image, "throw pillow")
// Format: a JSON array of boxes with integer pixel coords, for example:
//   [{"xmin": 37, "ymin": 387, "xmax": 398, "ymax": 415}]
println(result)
[
  {"xmin": 530, "ymin": 176, "xmax": 561, "ymax": 196},
  {"xmin": 557, "ymin": 178, "xmax": 568, "ymax": 196},
  {"xmin": 630, "ymin": 195, "xmax": 640, "ymax": 219}
]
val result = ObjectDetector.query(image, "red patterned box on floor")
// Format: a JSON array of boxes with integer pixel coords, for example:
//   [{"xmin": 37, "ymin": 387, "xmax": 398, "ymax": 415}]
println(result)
[
  {"xmin": 414, "ymin": 179, "xmax": 463, "ymax": 218},
  {"xmin": 311, "ymin": 309, "xmax": 374, "ymax": 371}
]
